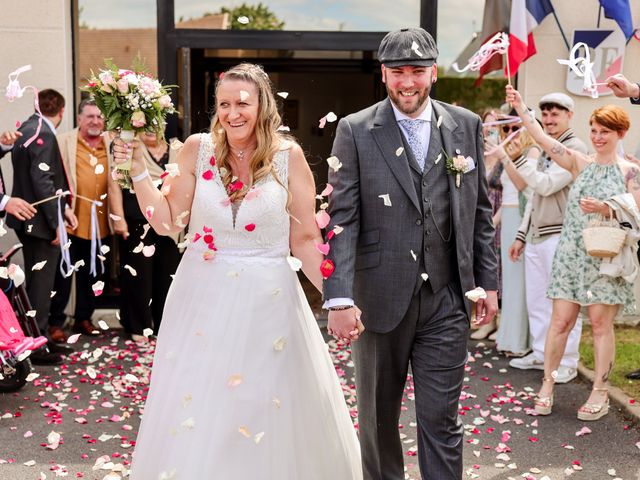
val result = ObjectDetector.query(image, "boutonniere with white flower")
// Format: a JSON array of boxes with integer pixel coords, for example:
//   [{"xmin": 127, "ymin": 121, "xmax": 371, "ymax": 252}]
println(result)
[{"xmin": 443, "ymin": 149, "xmax": 475, "ymax": 187}]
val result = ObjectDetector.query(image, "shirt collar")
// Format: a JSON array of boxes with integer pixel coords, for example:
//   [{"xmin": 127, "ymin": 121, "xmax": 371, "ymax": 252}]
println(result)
[
  {"xmin": 41, "ymin": 115, "xmax": 57, "ymax": 135},
  {"xmin": 391, "ymin": 98, "xmax": 432, "ymax": 123}
]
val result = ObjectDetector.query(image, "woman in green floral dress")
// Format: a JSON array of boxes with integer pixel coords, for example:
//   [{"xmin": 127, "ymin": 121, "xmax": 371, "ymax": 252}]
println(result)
[{"xmin": 507, "ymin": 85, "xmax": 639, "ymax": 421}]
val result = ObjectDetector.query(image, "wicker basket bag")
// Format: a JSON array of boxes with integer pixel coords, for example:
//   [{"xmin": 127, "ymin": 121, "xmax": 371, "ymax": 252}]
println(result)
[{"xmin": 582, "ymin": 214, "xmax": 627, "ymax": 258}]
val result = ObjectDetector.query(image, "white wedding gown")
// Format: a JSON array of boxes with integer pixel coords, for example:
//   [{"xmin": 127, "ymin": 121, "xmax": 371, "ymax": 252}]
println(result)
[{"xmin": 129, "ymin": 134, "xmax": 362, "ymax": 479}]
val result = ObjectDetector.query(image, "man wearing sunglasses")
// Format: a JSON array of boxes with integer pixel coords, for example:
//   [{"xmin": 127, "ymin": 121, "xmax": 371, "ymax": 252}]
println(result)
[{"xmin": 507, "ymin": 92, "xmax": 587, "ymax": 383}]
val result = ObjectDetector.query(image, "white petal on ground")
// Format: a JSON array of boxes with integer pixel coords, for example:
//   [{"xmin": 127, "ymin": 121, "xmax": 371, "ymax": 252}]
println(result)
[
  {"xmin": 26, "ymin": 372, "xmax": 39, "ymax": 382},
  {"xmin": 32, "ymin": 260, "xmax": 47, "ymax": 271},
  {"xmin": 23, "ymin": 460, "xmax": 36, "ymax": 467},
  {"xmin": 46, "ymin": 431, "xmax": 61, "ymax": 450},
  {"xmin": 378, "ymin": 194, "xmax": 392, "ymax": 206},
  {"xmin": 326, "ymin": 156, "xmax": 342, "ymax": 172},
  {"xmin": 97, "ymin": 320, "xmax": 109, "ymax": 330},
  {"xmin": 286, "ymin": 256, "xmax": 302, "ymax": 271},
  {"xmin": 67, "ymin": 333, "xmax": 81, "ymax": 344}
]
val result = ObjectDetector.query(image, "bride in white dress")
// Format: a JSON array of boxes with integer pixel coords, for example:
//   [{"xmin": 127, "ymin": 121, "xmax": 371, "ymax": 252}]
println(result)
[{"xmin": 112, "ymin": 63, "xmax": 363, "ymax": 479}]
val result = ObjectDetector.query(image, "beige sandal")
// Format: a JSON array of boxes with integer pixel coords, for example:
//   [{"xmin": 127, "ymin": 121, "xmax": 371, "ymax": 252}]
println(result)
[
  {"xmin": 577, "ymin": 387, "xmax": 609, "ymax": 421},
  {"xmin": 534, "ymin": 377, "xmax": 554, "ymax": 415}
]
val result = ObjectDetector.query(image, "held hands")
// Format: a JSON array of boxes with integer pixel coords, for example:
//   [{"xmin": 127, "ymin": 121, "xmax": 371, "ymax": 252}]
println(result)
[
  {"xmin": 473, "ymin": 290, "xmax": 498, "ymax": 326},
  {"xmin": 579, "ymin": 196, "xmax": 611, "ymax": 216},
  {"xmin": 327, "ymin": 306, "xmax": 366, "ymax": 342}
]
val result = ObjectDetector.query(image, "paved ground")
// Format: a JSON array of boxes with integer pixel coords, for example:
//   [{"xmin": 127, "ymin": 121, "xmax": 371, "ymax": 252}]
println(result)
[{"xmin": 0, "ymin": 323, "xmax": 639, "ymax": 480}]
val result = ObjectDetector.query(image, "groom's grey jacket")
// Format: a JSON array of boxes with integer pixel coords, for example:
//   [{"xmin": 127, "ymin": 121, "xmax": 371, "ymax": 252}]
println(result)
[{"xmin": 324, "ymin": 98, "xmax": 498, "ymax": 333}]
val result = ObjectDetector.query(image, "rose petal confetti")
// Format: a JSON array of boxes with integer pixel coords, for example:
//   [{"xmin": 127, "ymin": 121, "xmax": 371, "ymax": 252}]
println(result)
[
  {"xmin": 142, "ymin": 245, "xmax": 156, "ymax": 257},
  {"xmin": 109, "ymin": 213, "xmax": 122, "ymax": 222},
  {"xmin": 315, "ymin": 210, "xmax": 330, "ymax": 229},
  {"xmin": 31, "ymin": 260, "xmax": 47, "ymax": 271},
  {"xmin": 277, "ymin": 91, "xmax": 289, "ymax": 99},
  {"xmin": 315, "ymin": 242, "xmax": 330, "ymax": 255},
  {"xmin": 124, "ymin": 264, "xmax": 137, "ymax": 276},
  {"xmin": 327, "ymin": 156, "xmax": 342, "ymax": 172},
  {"xmin": 320, "ymin": 184, "xmax": 333, "ymax": 197},
  {"xmin": 273, "ymin": 337, "xmax": 286, "ymax": 351},
  {"xmin": 227, "ymin": 374, "xmax": 243, "ymax": 387},
  {"xmin": 92, "ymin": 280, "xmax": 104, "ymax": 296},
  {"xmin": 287, "ymin": 256, "xmax": 302, "ymax": 271},
  {"xmin": 38, "ymin": 163, "xmax": 50, "ymax": 171},
  {"xmin": 396, "ymin": 147, "xmax": 404, "ymax": 156},
  {"xmin": 95, "ymin": 164, "xmax": 105, "ymax": 175},
  {"xmin": 378, "ymin": 193, "xmax": 392, "ymax": 206},
  {"xmin": 239, "ymin": 90, "xmax": 250, "ymax": 101},
  {"xmin": 66, "ymin": 333, "xmax": 80, "ymax": 344}
]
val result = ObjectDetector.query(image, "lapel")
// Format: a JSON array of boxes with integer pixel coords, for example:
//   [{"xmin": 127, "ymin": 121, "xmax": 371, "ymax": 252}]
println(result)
[
  {"xmin": 370, "ymin": 99, "xmax": 421, "ymax": 213},
  {"xmin": 431, "ymin": 101, "xmax": 464, "ymax": 225}
]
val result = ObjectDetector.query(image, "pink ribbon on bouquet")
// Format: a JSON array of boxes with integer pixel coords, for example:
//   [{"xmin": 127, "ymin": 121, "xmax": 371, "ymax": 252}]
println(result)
[
  {"xmin": 5, "ymin": 65, "xmax": 43, "ymax": 147},
  {"xmin": 451, "ymin": 32, "xmax": 509, "ymax": 73}
]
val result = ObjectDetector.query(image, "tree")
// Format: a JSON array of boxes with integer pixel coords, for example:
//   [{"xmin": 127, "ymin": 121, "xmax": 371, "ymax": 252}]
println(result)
[{"xmin": 214, "ymin": 3, "xmax": 285, "ymax": 30}]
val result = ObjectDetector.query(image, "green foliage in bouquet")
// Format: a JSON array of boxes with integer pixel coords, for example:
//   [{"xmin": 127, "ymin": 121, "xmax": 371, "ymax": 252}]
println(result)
[{"xmin": 82, "ymin": 58, "xmax": 176, "ymax": 138}]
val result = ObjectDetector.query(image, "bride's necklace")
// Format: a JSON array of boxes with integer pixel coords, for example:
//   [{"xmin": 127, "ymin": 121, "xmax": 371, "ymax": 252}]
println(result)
[{"xmin": 230, "ymin": 145, "xmax": 255, "ymax": 161}]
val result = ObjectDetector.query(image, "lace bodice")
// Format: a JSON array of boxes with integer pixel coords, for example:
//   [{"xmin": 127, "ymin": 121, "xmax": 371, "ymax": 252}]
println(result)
[{"xmin": 187, "ymin": 133, "xmax": 291, "ymax": 261}]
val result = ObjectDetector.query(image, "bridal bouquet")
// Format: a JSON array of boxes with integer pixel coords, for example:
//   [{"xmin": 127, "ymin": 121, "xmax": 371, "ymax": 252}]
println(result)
[{"xmin": 83, "ymin": 60, "xmax": 176, "ymax": 189}]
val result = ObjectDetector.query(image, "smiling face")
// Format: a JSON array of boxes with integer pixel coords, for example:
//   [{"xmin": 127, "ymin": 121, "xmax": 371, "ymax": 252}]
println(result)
[
  {"xmin": 589, "ymin": 121, "xmax": 625, "ymax": 155},
  {"xmin": 77, "ymin": 104, "xmax": 104, "ymax": 140},
  {"xmin": 540, "ymin": 105, "xmax": 572, "ymax": 138},
  {"xmin": 381, "ymin": 64, "xmax": 436, "ymax": 118},
  {"xmin": 216, "ymin": 79, "xmax": 260, "ymax": 145}
]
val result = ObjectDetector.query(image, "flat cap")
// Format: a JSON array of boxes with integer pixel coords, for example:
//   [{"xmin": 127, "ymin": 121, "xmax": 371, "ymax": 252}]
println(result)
[
  {"xmin": 539, "ymin": 92, "xmax": 574, "ymax": 112},
  {"xmin": 378, "ymin": 27, "xmax": 438, "ymax": 67}
]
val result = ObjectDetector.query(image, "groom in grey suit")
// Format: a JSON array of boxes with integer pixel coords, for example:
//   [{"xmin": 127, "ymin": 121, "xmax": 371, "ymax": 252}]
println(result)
[{"xmin": 324, "ymin": 28, "xmax": 498, "ymax": 479}]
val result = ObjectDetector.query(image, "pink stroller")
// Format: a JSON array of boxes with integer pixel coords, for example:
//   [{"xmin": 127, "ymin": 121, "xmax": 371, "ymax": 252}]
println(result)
[{"xmin": 0, "ymin": 244, "xmax": 48, "ymax": 392}]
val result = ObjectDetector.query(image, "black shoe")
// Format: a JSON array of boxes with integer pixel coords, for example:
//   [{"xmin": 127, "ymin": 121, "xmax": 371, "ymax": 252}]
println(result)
[
  {"xmin": 47, "ymin": 342, "xmax": 74, "ymax": 355},
  {"xmin": 625, "ymin": 368, "xmax": 640, "ymax": 380},
  {"xmin": 29, "ymin": 349, "xmax": 63, "ymax": 366}
]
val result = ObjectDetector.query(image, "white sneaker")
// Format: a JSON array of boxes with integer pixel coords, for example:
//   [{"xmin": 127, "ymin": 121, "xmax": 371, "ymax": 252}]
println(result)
[
  {"xmin": 509, "ymin": 353, "xmax": 544, "ymax": 370},
  {"xmin": 553, "ymin": 366, "xmax": 577, "ymax": 384}
]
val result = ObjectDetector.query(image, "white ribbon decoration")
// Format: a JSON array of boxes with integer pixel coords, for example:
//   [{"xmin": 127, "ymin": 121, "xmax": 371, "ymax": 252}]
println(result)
[
  {"xmin": 485, "ymin": 127, "xmax": 523, "ymax": 156},
  {"xmin": 5, "ymin": 65, "xmax": 43, "ymax": 147},
  {"xmin": 89, "ymin": 201, "xmax": 105, "ymax": 277},
  {"xmin": 452, "ymin": 32, "xmax": 510, "ymax": 73},
  {"xmin": 56, "ymin": 196, "xmax": 74, "ymax": 278},
  {"xmin": 557, "ymin": 42, "xmax": 598, "ymax": 98}
]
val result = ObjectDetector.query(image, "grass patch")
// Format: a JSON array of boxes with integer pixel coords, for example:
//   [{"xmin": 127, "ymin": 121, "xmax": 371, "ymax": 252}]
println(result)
[{"xmin": 579, "ymin": 325, "xmax": 640, "ymax": 400}]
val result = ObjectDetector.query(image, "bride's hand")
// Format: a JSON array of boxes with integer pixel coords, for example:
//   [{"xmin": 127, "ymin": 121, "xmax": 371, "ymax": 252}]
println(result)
[
  {"xmin": 348, "ymin": 306, "xmax": 365, "ymax": 341},
  {"xmin": 112, "ymin": 136, "xmax": 146, "ymax": 176}
]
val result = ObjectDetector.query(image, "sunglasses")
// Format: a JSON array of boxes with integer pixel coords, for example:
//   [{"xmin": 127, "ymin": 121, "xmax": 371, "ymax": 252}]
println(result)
[{"xmin": 502, "ymin": 125, "xmax": 520, "ymax": 134}]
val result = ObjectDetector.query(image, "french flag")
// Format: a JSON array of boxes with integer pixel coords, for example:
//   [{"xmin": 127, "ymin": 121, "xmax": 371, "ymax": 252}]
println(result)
[{"xmin": 507, "ymin": 0, "xmax": 555, "ymax": 77}]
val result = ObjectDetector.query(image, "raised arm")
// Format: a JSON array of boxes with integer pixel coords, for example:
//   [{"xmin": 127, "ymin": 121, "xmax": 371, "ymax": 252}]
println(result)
[
  {"xmin": 112, "ymin": 134, "xmax": 198, "ymax": 236},
  {"xmin": 505, "ymin": 85, "xmax": 586, "ymax": 176},
  {"xmin": 288, "ymin": 144, "xmax": 325, "ymax": 293}
]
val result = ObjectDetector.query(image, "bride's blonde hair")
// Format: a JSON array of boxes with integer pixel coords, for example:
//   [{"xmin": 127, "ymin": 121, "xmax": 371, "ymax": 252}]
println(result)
[{"xmin": 209, "ymin": 63, "xmax": 288, "ymax": 201}]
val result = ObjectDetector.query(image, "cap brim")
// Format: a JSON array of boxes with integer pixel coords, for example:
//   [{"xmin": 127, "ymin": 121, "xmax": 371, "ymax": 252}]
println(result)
[{"xmin": 382, "ymin": 59, "xmax": 435, "ymax": 68}]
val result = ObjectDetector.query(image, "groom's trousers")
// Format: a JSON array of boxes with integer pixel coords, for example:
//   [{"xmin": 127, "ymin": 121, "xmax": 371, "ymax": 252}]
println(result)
[{"xmin": 352, "ymin": 280, "xmax": 468, "ymax": 480}]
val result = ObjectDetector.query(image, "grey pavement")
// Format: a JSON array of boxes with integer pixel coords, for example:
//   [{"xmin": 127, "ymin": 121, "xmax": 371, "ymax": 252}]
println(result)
[{"xmin": 0, "ymin": 327, "xmax": 639, "ymax": 480}]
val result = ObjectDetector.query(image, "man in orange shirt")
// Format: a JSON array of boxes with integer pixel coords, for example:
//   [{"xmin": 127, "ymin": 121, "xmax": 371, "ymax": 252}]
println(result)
[{"xmin": 49, "ymin": 99, "xmax": 113, "ymax": 341}]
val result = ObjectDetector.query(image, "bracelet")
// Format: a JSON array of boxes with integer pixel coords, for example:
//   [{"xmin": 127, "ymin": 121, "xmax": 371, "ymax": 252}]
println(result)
[
  {"xmin": 329, "ymin": 305, "xmax": 354, "ymax": 311},
  {"xmin": 131, "ymin": 169, "xmax": 150, "ymax": 183}
]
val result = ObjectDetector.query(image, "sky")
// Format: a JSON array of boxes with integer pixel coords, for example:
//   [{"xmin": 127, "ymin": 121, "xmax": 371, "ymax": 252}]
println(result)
[{"xmin": 79, "ymin": 0, "xmax": 485, "ymax": 67}]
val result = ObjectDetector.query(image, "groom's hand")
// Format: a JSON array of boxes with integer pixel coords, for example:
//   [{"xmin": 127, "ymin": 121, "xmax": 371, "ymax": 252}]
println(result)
[
  {"xmin": 328, "ymin": 307, "xmax": 358, "ymax": 340},
  {"xmin": 474, "ymin": 290, "xmax": 498, "ymax": 326}
]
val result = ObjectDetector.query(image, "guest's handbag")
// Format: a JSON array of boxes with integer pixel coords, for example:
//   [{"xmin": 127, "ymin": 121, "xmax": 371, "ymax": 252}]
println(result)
[{"xmin": 582, "ymin": 214, "xmax": 627, "ymax": 258}]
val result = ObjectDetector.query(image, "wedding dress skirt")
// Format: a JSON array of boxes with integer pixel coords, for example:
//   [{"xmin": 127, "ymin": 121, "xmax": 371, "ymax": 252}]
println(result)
[{"xmin": 129, "ymin": 135, "xmax": 362, "ymax": 479}]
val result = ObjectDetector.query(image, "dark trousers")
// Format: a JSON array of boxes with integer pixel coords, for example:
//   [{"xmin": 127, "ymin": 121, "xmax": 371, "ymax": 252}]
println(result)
[
  {"xmin": 16, "ymin": 231, "xmax": 60, "ymax": 334},
  {"xmin": 119, "ymin": 220, "xmax": 180, "ymax": 335},
  {"xmin": 352, "ymin": 282, "xmax": 469, "ymax": 480},
  {"xmin": 49, "ymin": 235, "xmax": 107, "ymax": 327}
]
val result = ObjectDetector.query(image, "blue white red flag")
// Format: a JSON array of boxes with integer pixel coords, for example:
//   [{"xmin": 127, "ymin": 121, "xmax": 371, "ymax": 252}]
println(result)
[
  {"xmin": 507, "ymin": 0, "xmax": 554, "ymax": 77},
  {"xmin": 599, "ymin": 0, "xmax": 634, "ymax": 40}
]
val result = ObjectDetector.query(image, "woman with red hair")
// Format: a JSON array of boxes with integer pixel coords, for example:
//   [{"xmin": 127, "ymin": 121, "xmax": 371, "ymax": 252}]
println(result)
[{"xmin": 506, "ymin": 85, "xmax": 639, "ymax": 421}]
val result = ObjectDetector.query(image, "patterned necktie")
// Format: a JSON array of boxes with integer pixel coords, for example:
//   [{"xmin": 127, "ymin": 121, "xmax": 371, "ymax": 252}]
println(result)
[{"xmin": 399, "ymin": 119, "xmax": 427, "ymax": 171}]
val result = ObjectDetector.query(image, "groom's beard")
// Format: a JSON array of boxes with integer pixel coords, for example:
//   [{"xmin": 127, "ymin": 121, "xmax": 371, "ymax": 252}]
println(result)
[{"xmin": 386, "ymin": 85, "xmax": 431, "ymax": 116}]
